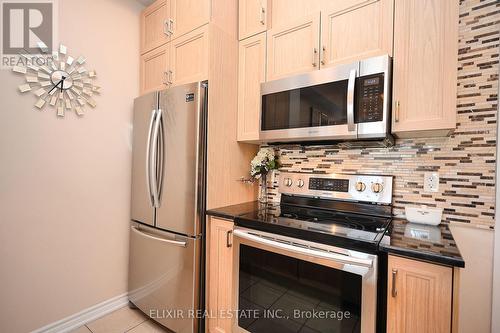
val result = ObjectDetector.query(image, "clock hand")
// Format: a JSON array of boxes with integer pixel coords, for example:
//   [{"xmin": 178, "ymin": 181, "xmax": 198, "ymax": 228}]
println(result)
[
  {"xmin": 60, "ymin": 76, "xmax": 66, "ymax": 93},
  {"xmin": 48, "ymin": 79, "xmax": 63, "ymax": 95}
]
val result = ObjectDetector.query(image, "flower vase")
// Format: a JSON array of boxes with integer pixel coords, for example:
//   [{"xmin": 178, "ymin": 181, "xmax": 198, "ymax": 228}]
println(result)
[{"xmin": 258, "ymin": 173, "xmax": 268, "ymax": 203}]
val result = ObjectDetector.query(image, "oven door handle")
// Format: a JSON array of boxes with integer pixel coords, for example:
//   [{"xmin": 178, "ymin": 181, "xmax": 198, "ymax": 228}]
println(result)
[{"xmin": 233, "ymin": 229, "xmax": 373, "ymax": 268}]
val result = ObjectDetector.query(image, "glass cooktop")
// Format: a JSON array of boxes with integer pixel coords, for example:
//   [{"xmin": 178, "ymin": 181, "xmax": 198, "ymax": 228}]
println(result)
[{"xmin": 236, "ymin": 203, "xmax": 392, "ymax": 250}]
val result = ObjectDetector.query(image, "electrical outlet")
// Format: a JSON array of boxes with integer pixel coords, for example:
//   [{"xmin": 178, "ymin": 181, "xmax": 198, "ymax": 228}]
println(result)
[{"xmin": 424, "ymin": 172, "xmax": 439, "ymax": 192}]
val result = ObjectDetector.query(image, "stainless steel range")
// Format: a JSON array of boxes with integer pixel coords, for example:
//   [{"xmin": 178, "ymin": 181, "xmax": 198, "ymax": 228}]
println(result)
[{"xmin": 232, "ymin": 172, "xmax": 393, "ymax": 333}]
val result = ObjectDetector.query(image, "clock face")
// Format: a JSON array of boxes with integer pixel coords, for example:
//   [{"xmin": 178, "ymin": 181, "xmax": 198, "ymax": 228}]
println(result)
[{"xmin": 13, "ymin": 44, "xmax": 100, "ymax": 117}]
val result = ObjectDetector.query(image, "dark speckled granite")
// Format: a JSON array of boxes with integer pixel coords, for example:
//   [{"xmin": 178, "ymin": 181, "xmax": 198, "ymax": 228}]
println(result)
[
  {"xmin": 207, "ymin": 202, "xmax": 465, "ymax": 268},
  {"xmin": 206, "ymin": 201, "xmax": 273, "ymax": 220},
  {"xmin": 380, "ymin": 218, "xmax": 464, "ymax": 268}
]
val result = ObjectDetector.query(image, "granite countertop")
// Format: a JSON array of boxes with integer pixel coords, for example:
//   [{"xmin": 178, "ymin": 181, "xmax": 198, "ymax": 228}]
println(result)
[
  {"xmin": 206, "ymin": 202, "xmax": 465, "ymax": 268},
  {"xmin": 380, "ymin": 218, "xmax": 465, "ymax": 268},
  {"xmin": 206, "ymin": 201, "xmax": 268, "ymax": 220}
]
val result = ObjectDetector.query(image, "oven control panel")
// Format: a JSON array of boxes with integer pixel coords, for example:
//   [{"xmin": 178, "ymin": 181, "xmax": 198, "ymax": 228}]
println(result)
[{"xmin": 279, "ymin": 172, "xmax": 393, "ymax": 204}]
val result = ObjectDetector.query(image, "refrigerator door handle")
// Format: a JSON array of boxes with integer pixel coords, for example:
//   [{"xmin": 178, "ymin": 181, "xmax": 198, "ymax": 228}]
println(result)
[
  {"xmin": 150, "ymin": 108, "xmax": 163, "ymax": 208},
  {"xmin": 145, "ymin": 109, "xmax": 156, "ymax": 207},
  {"xmin": 157, "ymin": 111, "xmax": 165, "ymax": 203},
  {"xmin": 131, "ymin": 226, "xmax": 187, "ymax": 247}
]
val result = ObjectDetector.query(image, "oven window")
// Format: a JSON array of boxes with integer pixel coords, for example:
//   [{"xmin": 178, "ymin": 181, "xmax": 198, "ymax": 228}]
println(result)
[
  {"xmin": 238, "ymin": 244, "xmax": 362, "ymax": 333},
  {"xmin": 261, "ymin": 80, "xmax": 348, "ymax": 131}
]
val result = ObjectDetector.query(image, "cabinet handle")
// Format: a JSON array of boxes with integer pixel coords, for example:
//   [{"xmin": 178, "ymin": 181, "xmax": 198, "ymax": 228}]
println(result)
[
  {"xmin": 168, "ymin": 69, "xmax": 173, "ymax": 84},
  {"xmin": 312, "ymin": 48, "xmax": 318, "ymax": 67},
  {"xmin": 168, "ymin": 18, "xmax": 174, "ymax": 35},
  {"xmin": 163, "ymin": 19, "xmax": 169, "ymax": 36},
  {"xmin": 260, "ymin": 5, "xmax": 266, "ymax": 25},
  {"xmin": 226, "ymin": 230, "xmax": 233, "ymax": 248},
  {"xmin": 391, "ymin": 269, "xmax": 398, "ymax": 297},
  {"xmin": 321, "ymin": 46, "xmax": 326, "ymax": 65},
  {"xmin": 162, "ymin": 71, "xmax": 169, "ymax": 85},
  {"xmin": 395, "ymin": 101, "xmax": 400, "ymax": 122}
]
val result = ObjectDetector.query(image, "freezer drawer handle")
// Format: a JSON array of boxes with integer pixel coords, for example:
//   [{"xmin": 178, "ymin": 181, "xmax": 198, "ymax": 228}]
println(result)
[
  {"xmin": 233, "ymin": 229, "xmax": 372, "ymax": 268},
  {"xmin": 131, "ymin": 226, "xmax": 187, "ymax": 247}
]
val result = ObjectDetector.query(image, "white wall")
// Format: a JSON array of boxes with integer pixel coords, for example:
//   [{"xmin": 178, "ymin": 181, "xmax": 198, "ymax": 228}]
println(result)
[{"xmin": 0, "ymin": 1, "xmax": 143, "ymax": 332}]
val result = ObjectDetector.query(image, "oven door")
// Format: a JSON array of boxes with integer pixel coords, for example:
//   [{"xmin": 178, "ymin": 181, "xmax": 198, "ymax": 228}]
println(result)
[
  {"xmin": 260, "ymin": 62, "xmax": 359, "ymax": 143},
  {"xmin": 232, "ymin": 227, "xmax": 377, "ymax": 333}
]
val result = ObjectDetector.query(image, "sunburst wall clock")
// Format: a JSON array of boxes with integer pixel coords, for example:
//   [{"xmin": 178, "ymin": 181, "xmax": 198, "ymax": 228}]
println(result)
[{"xmin": 12, "ymin": 44, "xmax": 100, "ymax": 117}]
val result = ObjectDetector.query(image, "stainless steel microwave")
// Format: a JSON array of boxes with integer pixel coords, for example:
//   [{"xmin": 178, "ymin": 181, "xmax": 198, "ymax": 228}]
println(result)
[{"xmin": 260, "ymin": 55, "xmax": 392, "ymax": 143}]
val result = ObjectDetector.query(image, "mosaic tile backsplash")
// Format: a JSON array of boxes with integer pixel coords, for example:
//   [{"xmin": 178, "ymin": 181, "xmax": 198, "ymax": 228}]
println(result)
[{"xmin": 267, "ymin": 0, "xmax": 500, "ymax": 229}]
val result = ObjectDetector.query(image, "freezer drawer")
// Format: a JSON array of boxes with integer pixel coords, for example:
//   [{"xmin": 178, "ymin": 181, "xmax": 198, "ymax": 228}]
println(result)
[{"xmin": 128, "ymin": 222, "xmax": 201, "ymax": 333}]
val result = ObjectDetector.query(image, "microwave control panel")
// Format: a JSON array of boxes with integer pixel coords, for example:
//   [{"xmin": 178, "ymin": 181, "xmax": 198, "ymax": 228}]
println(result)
[{"xmin": 355, "ymin": 73, "xmax": 384, "ymax": 123}]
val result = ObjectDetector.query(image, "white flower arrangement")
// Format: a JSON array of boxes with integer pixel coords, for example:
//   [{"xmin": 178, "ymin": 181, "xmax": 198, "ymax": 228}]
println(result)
[{"xmin": 250, "ymin": 147, "xmax": 280, "ymax": 179}]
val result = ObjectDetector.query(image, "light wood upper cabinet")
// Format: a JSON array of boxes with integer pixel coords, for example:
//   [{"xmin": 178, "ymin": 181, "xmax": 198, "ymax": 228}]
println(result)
[
  {"xmin": 266, "ymin": 13, "xmax": 320, "ymax": 81},
  {"xmin": 140, "ymin": 44, "xmax": 169, "ymax": 95},
  {"xmin": 238, "ymin": 0, "xmax": 269, "ymax": 40},
  {"xmin": 169, "ymin": 25, "xmax": 209, "ymax": 87},
  {"xmin": 140, "ymin": 0, "xmax": 170, "ymax": 54},
  {"xmin": 391, "ymin": 0, "xmax": 459, "ymax": 137},
  {"xmin": 387, "ymin": 255, "xmax": 453, "ymax": 333},
  {"xmin": 170, "ymin": 0, "xmax": 210, "ymax": 40},
  {"xmin": 206, "ymin": 216, "xmax": 234, "ymax": 333},
  {"xmin": 237, "ymin": 32, "xmax": 266, "ymax": 142},
  {"xmin": 321, "ymin": 0, "xmax": 393, "ymax": 67}
]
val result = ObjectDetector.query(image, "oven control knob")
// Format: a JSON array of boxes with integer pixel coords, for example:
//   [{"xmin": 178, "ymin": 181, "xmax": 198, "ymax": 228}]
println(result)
[
  {"xmin": 355, "ymin": 181, "xmax": 366, "ymax": 192},
  {"xmin": 284, "ymin": 178, "xmax": 293, "ymax": 187},
  {"xmin": 297, "ymin": 179, "xmax": 305, "ymax": 188},
  {"xmin": 372, "ymin": 182, "xmax": 384, "ymax": 193}
]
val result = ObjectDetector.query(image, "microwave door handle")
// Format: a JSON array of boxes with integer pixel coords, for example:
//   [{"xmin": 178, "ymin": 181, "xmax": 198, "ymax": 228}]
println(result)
[
  {"xmin": 146, "ymin": 109, "xmax": 157, "ymax": 207},
  {"xmin": 150, "ymin": 109, "xmax": 163, "ymax": 208},
  {"xmin": 233, "ymin": 229, "xmax": 372, "ymax": 268},
  {"xmin": 347, "ymin": 68, "xmax": 357, "ymax": 132}
]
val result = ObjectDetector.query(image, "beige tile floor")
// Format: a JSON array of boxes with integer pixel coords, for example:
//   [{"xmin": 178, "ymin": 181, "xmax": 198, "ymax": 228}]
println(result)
[{"xmin": 71, "ymin": 306, "xmax": 170, "ymax": 333}]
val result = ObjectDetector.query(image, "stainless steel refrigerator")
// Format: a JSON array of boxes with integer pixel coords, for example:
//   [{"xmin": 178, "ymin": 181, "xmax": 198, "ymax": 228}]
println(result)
[{"xmin": 128, "ymin": 81, "xmax": 207, "ymax": 333}]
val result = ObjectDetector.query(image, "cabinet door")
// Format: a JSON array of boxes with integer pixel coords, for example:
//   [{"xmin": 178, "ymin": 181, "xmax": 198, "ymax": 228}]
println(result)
[
  {"xmin": 237, "ymin": 32, "xmax": 266, "ymax": 142},
  {"xmin": 207, "ymin": 217, "xmax": 234, "ymax": 333},
  {"xmin": 321, "ymin": 0, "xmax": 393, "ymax": 67},
  {"xmin": 238, "ymin": 0, "xmax": 269, "ymax": 40},
  {"xmin": 392, "ymin": 0, "xmax": 459, "ymax": 137},
  {"xmin": 140, "ymin": 0, "xmax": 170, "ymax": 54},
  {"xmin": 140, "ymin": 43, "xmax": 169, "ymax": 95},
  {"xmin": 169, "ymin": 24, "xmax": 209, "ymax": 87},
  {"xmin": 170, "ymin": 0, "xmax": 210, "ymax": 40},
  {"xmin": 267, "ymin": 12, "xmax": 320, "ymax": 81},
  {"xmin": 387, "ymin": 255, "xmax": 453, "ymax": 333}
]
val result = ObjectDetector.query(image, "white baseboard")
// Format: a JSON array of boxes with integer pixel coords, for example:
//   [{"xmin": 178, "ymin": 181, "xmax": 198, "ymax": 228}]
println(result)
[{"xmin": 30, "ymin": 293, "xmax": 130, "ymax": 333}]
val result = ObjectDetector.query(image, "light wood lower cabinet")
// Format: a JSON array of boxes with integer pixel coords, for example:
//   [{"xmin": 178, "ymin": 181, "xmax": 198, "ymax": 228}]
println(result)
[
  {"xmin": 391, "ymin": 0, "xmax": 459, "ymax": 138},
  {"xmin": 206, "ymin": 216, "xmax": 234, "ymax": 333},
  {"xmin": 321, "ymin": 0, "xmax": 393, "ymax": 67},
  {"xmin": 237, "ymin": 32, "xmax": 266, "ymax": 142},
  {"xmin": 170, "ymin": 24, "xmax": 209, "ymax": 87},
  {"xmin": 266, "ymin": 12, "xmax": 320, "ymax": 81},
  {"xmin": 387, "ymin": 255, "xmax": 453, "ymax": 333},
  {"xmin": 140, "ymin": 43, "xmax": 169, "ymax": 95}
]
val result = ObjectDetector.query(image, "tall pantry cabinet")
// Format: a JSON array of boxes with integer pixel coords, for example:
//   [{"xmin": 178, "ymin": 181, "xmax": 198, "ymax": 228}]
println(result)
[{"xmin": 139, "ymin": 0, "xmax": 258, "ymax": 210}]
